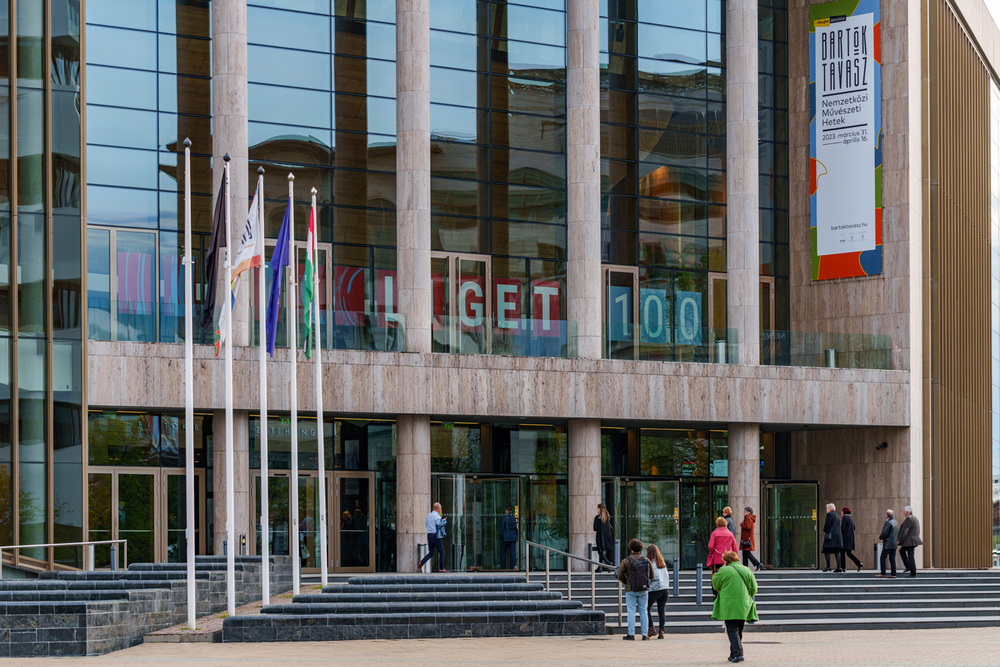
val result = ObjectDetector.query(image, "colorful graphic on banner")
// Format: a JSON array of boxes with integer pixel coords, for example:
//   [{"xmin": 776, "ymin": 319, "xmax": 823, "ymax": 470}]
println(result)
[{"xmin": 809, "ymin": 0, "xmax": 882, "ymax": 280}]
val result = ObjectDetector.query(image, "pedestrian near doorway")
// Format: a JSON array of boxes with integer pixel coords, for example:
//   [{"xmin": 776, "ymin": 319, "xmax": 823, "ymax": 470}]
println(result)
[
  {"xmin": 616, "ymin": 538, "xmax": 653, "ymax": 641},
  {"xmin": 723, "ymin": 506, "xmax": 737, "ymax": 540},
  {"xmin": 876, "ymin": 509, "xmax": 899, "ymax": 578},
  {"xmin": 645, "ymin": 544, "xmax": 669, "ymax": 639},
  {"xmin": 822, "ymin": 503, "xmax": 845, "ymax": 572},
  {"xmin": 593, "ymin": 504, "xmax": 615, "ymax": 565},
  {"xmin": 712, "ymin": 550, "xmax": 758, "ymax": 663},
  {"xmin": 499, "ymin": 505, "xmax": 518, "ymax": 570},
  {"xmin": 708, "ymin": 517, "xmax": 739, "ymax": 574},
  {"xmin": 897, "ymin": 506, "xmax": 923, "ymax": 578},
  {"xmin": 740, "ymin": 508, "xmax": 762, "ymax": 571},
  {"xmin": 418, "ymin": 502, "xmax": 448, "ymax": 572},
  {"xmin": 840, "ymin": 507, "xmax": 864, "ymax": 571}
]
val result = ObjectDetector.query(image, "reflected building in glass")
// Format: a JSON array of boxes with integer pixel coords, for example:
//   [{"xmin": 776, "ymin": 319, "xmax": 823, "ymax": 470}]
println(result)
[{"xmin": 0, "ymin": 0, "xmax": 990, "ymax": 575}]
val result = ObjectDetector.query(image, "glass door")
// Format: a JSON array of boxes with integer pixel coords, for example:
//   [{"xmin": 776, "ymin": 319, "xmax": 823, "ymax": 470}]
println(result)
[
  {"xmin": 252, "ymin": 473, "xmax": 291, "ymax": 561},
  {"xmin": 116, "ymin": 470, "xmax": 157, "ymax": 566},
  {"xmin": 604, "ymin": 266, "xmax": 638, "ymax": 359},
  {"xmin": 619, "ymin": 480, "xmax": 680, "ymax": 566},
  {"xmin": 433, "ymin": 474, "xmax": 469, "ymax": 572},
  {"xmin": 161, "ymin": 470, "xmax": 205, "ymax": 563},
  {"xmin": 333, "ymin": 472, "xmax": 374, "ymax": 572},
  {"xmin": 763, "ymin": 482, "xmax": 818, "ymax": 569},
  {"xmin": 475, "ymin": 477, "xmax": 520, "ymax": 571}
]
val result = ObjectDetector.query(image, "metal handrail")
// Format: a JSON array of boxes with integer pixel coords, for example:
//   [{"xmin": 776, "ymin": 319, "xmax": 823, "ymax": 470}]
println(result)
[
  {"xmin": 0, "ymin": 540, "xmax": 128, "ymax": 579},
  {"xmin": 525, "ymin": 541, "xmax": 623, "ymax": 624}
]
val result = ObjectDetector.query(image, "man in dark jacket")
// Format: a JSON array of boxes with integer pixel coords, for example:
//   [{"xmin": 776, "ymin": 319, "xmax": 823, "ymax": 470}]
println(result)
[
  {"xmin": 723, "ymin": 506, "xmax": 737, "ymax": 539},
  {"xmin": 821, "ymin": 503, "xmax": 845, "ymax": 572},
  {"xmin": 876, "ymin": 509, "xmax": 899, "ymax": 578},
  {"xmin": 897, "ymin": 506, "xmax": 923, "ymax": 578},
  {"xmin": 499, "ymin": 506, "xmax": 519, "ymax": 570}
]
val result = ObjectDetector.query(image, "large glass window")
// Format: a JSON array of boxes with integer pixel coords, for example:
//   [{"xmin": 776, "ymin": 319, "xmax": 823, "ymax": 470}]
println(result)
[
  {"xmin": 991, "ymin": 80, "xmax": 1000, "ymax": 557},
  {"xmin": 600, "ymin": 0, "xmax": 727, "ymax": 361}
]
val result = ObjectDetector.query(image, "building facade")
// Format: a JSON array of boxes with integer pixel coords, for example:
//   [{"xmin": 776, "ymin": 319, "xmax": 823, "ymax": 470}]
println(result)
[{"xmin": 0, "ymin": 0, "xmax": 995, "ymax": 574}]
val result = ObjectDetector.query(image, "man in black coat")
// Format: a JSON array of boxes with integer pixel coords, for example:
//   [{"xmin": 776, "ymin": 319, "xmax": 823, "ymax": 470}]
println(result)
[
  {"xmin": 876, "ymin": 509, "xmax": 899, "ymax": 578},
  {"xmin": 840, "ymin": 507, "xmax": 863, "ymax": 571},
  {"xmin": 897, "ymin": 506, "xmax": 923, "ymax": 578}
]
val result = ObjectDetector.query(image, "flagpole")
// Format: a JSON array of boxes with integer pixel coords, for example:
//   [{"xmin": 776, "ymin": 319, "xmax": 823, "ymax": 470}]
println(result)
[
  {"xmin": 223, "ymin": 154, "xmax": 236, "ymax": 617},
  {"xmin": 183, "ymin": 138, "xmax": 196, "ymax": 631},
  {"xmin": 257, "ymin": 166, "xmax": 269, "ymax": 606},
  {"xmin": 311, "ymin": 187, "xmax": 328, "ymax": 587},
  {"xmin": 288, "ymin": 173, "xmax": 300, "ymax": 596}
]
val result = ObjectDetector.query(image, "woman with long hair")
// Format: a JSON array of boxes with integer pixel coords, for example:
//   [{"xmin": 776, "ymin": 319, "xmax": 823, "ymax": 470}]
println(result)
[
  {"xmin": 645, "ymin": 544, "xmax": 670, "ymax": 639},
  {"xmin": 593, "ymin": 503, "xmax": 614, "ymax": 565}
]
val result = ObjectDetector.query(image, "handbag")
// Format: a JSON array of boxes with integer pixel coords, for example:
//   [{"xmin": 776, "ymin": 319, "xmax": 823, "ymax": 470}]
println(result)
[{"xmin": 741, "ymin": 539, "xmax": 751, "ymax": 550}]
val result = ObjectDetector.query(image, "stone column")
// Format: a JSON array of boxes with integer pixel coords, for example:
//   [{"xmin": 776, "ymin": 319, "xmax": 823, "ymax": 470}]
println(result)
[
  {"xmin": 566, "ymin": 0, "xmax": 602, "ymax": 361},
  {"xmin": 728, "ymin": 424, "xmax": 760, "ymax": 561},
  {"xmin": 396, "ymin": 0, "xmax": 431, "ymax": 353},
  {"xmin": 396, "ymin": 415, "xmax": 431, "ymax": 572},
  {"xmin": 568, "ymin": 419, "xmax": 601, "ymax": 570},
  {"xmin": 726, "ymin": 0, "xmax": 760, "ymax": 365},
  {"xmin": 213, "ymin": 411, "xmax": 251, "ymax": 555},
  {"xmin": 212, "ymin": 0, "xmax": 251, "ymax": 555}
]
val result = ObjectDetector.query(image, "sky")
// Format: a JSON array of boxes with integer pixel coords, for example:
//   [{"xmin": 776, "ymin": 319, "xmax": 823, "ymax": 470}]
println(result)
[{"xmin": 989, "ymin": 0, "xmax": 1000, "ymax": 27}]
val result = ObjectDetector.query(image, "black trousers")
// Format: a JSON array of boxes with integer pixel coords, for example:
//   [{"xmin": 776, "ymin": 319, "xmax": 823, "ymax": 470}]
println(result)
[
  {"xmin": 742, "ymin": 550, "xmax": 760, "ymax": 568},
  {"xmin": 844, "ymin": 549, "xmax": 863, "ymax": 568},
  {"xmin": 725, "ymin": 619, "xmax": 745, "ymax": 659},
  {"xmin": 879, "ymin": 547, "xmax": 897, "ymax": 575},
  {"xmin": 899, "ymin": 546, "xmax": 916, "ymax": 576},
  {"xmin": 647, "ymin": 589, "xmax": 667, "ymax": 631},
  {"xmin": 824, "ymin": 550, "xmax": 845, "ymax": 570},
  {"xmin": 419, "ymin": 533, "xmax": 446, "ymax": 570},
  {"xmin": 500, "ymin": 540, "xmax": 517, "ymax": 569},
  {"xmin": 597, "ymin": 548, "xmax": 614, "ymax": 565}
]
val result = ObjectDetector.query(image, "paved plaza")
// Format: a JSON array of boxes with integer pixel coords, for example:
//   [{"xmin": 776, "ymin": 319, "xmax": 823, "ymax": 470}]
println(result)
[{"xmin": 2, "ymin": 627, "xmax": 997, "ymax": 666}]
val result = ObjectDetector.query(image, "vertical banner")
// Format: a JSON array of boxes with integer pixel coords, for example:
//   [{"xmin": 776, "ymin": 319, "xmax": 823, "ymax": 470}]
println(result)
[
  {"xmin": 639, "ymin": 288, "xmax": 669, "ymax": 345},
  {"xmin": 809, "ymin": 0, "xmax": 882, "ymax": 280},
  {"xmin": 674, "ymin": 291, "xmax": 702, "ymax": 346},
  {"xmin": 606, "ymin": 286, "xmax": 632, "ymax": 342}
]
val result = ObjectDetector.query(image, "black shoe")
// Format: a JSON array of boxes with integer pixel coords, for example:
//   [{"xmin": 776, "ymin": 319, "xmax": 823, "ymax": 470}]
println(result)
[
  {"xmin": 835, "ymin": 568, "xmax": 845, "ymax": 572},
  {"xmin": 822, "ymin": 567, "xmax": 832, "ymax": 572},
  {"xmin": 732, "ymin": 656, "xmax": 745, "ymax": 663},
  {"xmin": 857, "ymin": 562, "xmax": 864, "ymax": 572},
  {"xmin": 622, "ymin": 635, "xmax": 635, "ymax": 640}
]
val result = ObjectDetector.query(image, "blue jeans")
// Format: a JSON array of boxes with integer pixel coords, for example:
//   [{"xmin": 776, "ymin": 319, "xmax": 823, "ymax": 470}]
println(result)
[{"xmin": 625, "ymin": 591, "xmax": 649, "ymax": 636}]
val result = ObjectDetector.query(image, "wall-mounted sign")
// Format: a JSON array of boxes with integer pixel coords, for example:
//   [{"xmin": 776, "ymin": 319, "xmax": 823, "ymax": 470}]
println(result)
[{"xmin": 809, "ymin": 0, "xmax": 882, "ymax": 280}]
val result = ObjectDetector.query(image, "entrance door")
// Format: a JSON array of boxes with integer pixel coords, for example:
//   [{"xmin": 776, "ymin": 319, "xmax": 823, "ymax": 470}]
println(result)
[
  {"xmin": 333, "ymin": 472, "xmax": 375, "ymax": 572},
  {"xmin": 624, "ymin": 480, "xmax": 680, "ymax": 566},
  {"xmin": 253, "ymin": 473, "xmax": 291, "ymax": 561},
  {"xmin": 763, "ymin": 483, "xmax": 818, "ymax": 569},
  {"xmin": 116, "ymin": 470, "xmax": 158, "ymax": 566},
  {"xmin": 468, "ymin": 477, "xmax": 520, "ymax": 571},
  {"xmin": 161, "ymin": 470, "xmax": 206, "ymax": 562}
]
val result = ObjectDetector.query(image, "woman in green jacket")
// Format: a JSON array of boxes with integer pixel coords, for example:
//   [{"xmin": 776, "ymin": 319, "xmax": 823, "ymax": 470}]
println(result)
[{"xmin": 711, "ymin": 550, "xmax": 758, "ymax": 663}]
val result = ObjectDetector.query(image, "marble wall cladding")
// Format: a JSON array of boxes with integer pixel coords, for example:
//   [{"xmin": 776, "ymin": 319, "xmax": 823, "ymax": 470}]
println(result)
[
  {"xmin": 791, "ymin": 426, "xmax": 923, "ymax": 568},
  {"xmin": 89, "ymin": 342, "xmax": 910, "ymax": 427}
]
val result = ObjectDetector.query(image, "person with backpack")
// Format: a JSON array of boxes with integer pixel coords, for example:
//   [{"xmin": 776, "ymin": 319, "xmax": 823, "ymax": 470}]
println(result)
[
  {"xmin": 616, "ymin": 538, "xmax": 653, "ymax": 640},
  {"xmin": 712, "ymin": 550, "xmax": 758, "ymax": 663}
]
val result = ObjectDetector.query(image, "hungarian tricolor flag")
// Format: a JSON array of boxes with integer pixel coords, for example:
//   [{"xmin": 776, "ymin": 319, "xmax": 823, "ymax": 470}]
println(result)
[{"xmin": 302, "ymin": 207, "xmax": 317, "ymax": 359}]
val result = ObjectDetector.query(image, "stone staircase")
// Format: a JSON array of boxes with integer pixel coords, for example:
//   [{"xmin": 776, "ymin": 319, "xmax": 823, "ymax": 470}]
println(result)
[
  {"xmin": 222, "ymin": 574, "xmax": 605, "ymax": 642},
  {"xmin": 0, "ymin": 556, "xmax": 291, "ymax": 657},
  {"xmin": 529, "ymin": 569, "xmax": 1000, "ymax": 632}
]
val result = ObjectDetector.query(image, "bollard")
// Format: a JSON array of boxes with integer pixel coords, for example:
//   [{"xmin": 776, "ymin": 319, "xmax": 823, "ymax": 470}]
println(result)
[
  {"xmin": 695, "ymin": 563, "xmax": 703, "ymax": 605},
  {"xmin": 223, "ymin": 540, "xmax": 228, "ymax": 557},
  {"xmin": 672, "ymin": 557, "xmax": 679, "ymax": 597},
  {"xmin": 110, "ymin": 544, "xmax": 118, "ymax": 571}
]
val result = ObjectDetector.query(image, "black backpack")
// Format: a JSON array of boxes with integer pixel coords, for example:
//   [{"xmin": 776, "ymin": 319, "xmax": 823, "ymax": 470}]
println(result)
[{"xmin": 627, "ymin": 556, "xmax": 650, "ymax": 591}]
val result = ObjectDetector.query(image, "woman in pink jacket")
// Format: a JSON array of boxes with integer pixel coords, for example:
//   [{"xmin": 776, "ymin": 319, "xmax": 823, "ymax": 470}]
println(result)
[{"xmin": 707, "ymin": 517, "xmax": 739, "ymax": 573}]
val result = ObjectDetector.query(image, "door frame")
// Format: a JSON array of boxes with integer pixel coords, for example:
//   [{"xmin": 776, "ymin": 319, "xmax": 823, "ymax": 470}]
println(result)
[
  {"xmin": 468, "ymin": 476, "xmax": 521, "ymax": 572},
  {"xmin": 431, "ymin": 251, "xmax": 493, "ymax": 353},
  {"xmin": 761, "ymin": 481, "xmax": 819, "ymax": 569},
  {"xmin": 159, "ymin": 468, "xmax": 207, "ymax": 562},
  {"xmin": 332, "ymin": 471, "xmax": 376, "ymax": 573},
  {"xmin": 602, "ymin": 265, "xmax": 639, "ymax": 359}
]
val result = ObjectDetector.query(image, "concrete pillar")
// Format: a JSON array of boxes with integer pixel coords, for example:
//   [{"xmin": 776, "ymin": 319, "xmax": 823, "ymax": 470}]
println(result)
[
  {"xmin": 726, "ymin": 0, "xmax": 760, "ymax": 365},
  {"xmin": 396, "ymin": 415, "xmax": 431, "ymax": 572},
  {"xmin": 396, "ymin": 0, "xmax": 431, "ymax": 353},
  {"xmin": 568, "ymin": 419, "xmax": 601, "ymax": 570},
  {"xmin": 566, "ymin": 0, "xmax": 602, "ymax": 360},
  {"xmin": 728, "ymin": 424, "xmax": 760, "ymax": 561},
  {"xmin": 211, "ymin": 0, "xmax": 250, "ymax": 556},
  {"xmin": 213, "ymin": 411, "xmax": 250, "ymax": 555}
]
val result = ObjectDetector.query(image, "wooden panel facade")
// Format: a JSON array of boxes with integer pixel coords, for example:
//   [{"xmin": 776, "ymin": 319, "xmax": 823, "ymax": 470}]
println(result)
[{"xmin": 928, "ymin": 0, "xmax": 993, "ymax": 568}]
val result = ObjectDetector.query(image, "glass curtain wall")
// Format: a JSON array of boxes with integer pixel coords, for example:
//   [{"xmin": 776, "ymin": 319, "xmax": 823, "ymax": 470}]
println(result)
[
  {"xmin": 85, "ymin": 0, "xmax": 212, "ymax": 344},
  {"xmin": 428, "ymin": 0, "xmax": 569, "ymax": 356},
  {"xmin": 758, "ymin": 0, "xmax": 790, "ymax": 361},
  {"xmin": 0, "ymin": 0, "xmax": 85, "ymax": 568},
  {"xmin": 246, "ymin": 0, "xmax": 398, "ymax": 352},
  {"xmin": 599, "ymin": 0, "xmax": 727, "ymax": 361},
  {"xmin": 991, "ymin": 80, "xmax": 1000, "ymax": 556}
]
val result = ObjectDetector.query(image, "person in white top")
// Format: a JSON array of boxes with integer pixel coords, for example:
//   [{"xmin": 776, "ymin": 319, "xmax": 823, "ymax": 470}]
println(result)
[
  {"xmin": 645, "ymin": 544, "xmax": 670, "ymax": 639},
  {"xmin": 418, "ymin": 502, "xmax": 448, "ymax": 572}
]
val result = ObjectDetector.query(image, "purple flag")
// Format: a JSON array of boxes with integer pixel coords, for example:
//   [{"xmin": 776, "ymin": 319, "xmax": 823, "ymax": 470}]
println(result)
[{"xmin": 265, "ymin": 198, "xmax": 291, "ymax": 357}]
